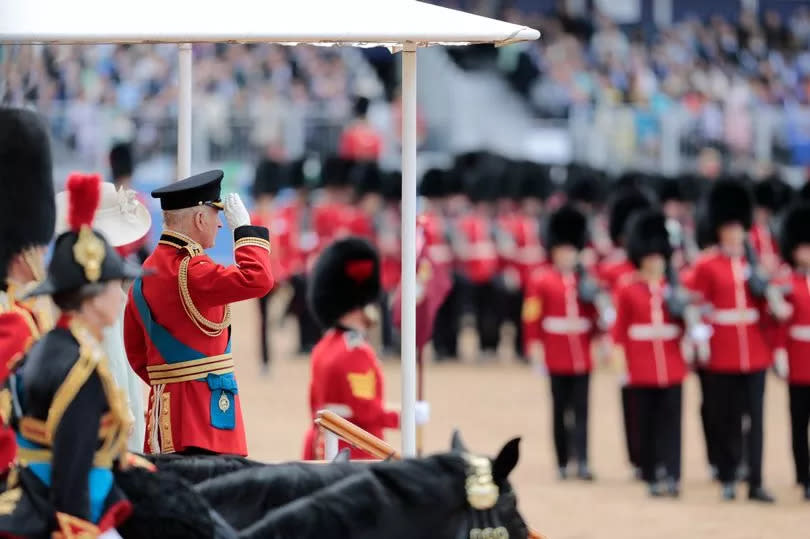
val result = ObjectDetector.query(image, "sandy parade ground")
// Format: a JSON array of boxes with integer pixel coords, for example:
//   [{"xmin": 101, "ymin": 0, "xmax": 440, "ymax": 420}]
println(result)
[{"xmin": 227, "ymin": 297, "xmax": 809, "ymax": 539}]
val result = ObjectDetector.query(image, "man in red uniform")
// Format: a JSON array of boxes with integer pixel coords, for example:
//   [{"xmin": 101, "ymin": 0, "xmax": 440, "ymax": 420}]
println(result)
[
  {"xmin": 613, "ymin": 210, "xmax": 687, "ymax": 497},
  {"xmin": 523, "ymin": 205, "xmax": 599, "ymax": 480},
  {"xmin": 338, "ymin": 96, "xmax": 383, "ymax": 162},
  {"xmin": 303, "ymin": 238, "xmax": 425, "ymax": 460},
  {"xmin": 776, "ymin": 203, "xmax": 810, "ymax": 500},
  {"xmin": 124, "ymin": 170, "xmax": 274, "ymax": 455},
  {"xmin": 251, "ymin": 158, "xmax": 287, "ymax": 371},
  {"xmin": 419, "ymin": 168, "xmax": 459, "ymax": 361},
  {"xmin": 597, "ymin": 187, "xmax": 656, "ymax": 477},
  {"xmin": 688, "ymin": 178, "xmax": 783, "ymax": 502},
  {"xmin": 0, "ymin": 108, "xmax": 56, "ymax": 477}
]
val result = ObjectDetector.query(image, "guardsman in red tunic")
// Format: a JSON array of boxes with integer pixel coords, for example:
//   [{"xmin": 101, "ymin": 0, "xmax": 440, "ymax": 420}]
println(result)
[
  {"xmin": 123, "ymin": 170, "xmax": 274, "ymax": 455},
  {"xmin": 688, "ymin": 178, "xmax": 788, "ymax": 502},
  {"xmin": 523, "ymin": 205, "xmax": 601, "ymax": 480},
  {"xmin": 776, "ymin": 203, "xmax": 810, "ymax": 501},
  {"xmin": 613, "ymin": 210, "xmax": 687, "ymax": 497},
  {"xmin": 419, "ymin": 168, "xmax": 459, "ymax": 361},
  {"xmin": 456, "ymin": 174, "xmax": 501, "ymax": 357},
  {"xmin": 311, "ymin": 156, "xmax": 354, "ymax": 261},
  {"xmin": 596, "ymin": 187, "xmax": 655, "ymax": 476},
  {"xmin": 303, "ymin": 238, "xmax": 423, "ymax": 460},
  {"xmin": 250, "ymin": 158, "xmax": 286, "ymax": 371},
  {"xmin": 0, "ymin": 108, "xmax": 56, "ymax": 479}
]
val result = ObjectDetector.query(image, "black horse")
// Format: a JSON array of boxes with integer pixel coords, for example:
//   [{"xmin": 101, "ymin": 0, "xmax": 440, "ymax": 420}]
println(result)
[{"xmin": 120, "ymin": 434, "xmax": 528, "ymax": 539}]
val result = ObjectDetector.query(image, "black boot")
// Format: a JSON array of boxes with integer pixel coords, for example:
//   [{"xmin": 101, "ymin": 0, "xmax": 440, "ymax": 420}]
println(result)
[
  {"xmin": 748, "ymin": 486, "xmax": 775, "ymax": 503},
  {"xmin": 804, "ymin": 485, "xmax": 810, "ymax": 501},
  {"xmin": 722, "ymin": 482, "xmax": 736, "ymax": 501},
  {"xmin": 577, "ymin": 462, "xmax": 594, "ymax": 481}
]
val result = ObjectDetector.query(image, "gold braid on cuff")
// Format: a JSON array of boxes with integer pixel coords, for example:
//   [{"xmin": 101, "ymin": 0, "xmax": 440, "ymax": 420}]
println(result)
[
  {"xmin": 234, "ymin": 237, "xmax": 271, "ymax": 253},
  {"xmin": 178, "ymin": 255, "xmax": 231, "ymax": 337}
]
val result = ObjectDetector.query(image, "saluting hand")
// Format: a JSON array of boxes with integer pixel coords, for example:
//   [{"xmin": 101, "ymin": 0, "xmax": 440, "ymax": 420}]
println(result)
[{"xmin": 224, "ymin": 193, "xmax": 251, "ymax": 230}]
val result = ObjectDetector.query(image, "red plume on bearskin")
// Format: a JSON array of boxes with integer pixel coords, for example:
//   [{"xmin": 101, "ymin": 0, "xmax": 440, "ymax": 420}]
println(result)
[{"xmin": 66, "ymin": 173, "xmax": 101, "ymax": 232}]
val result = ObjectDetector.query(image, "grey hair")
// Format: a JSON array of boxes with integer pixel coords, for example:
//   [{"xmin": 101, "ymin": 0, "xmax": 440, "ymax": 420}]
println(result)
[{"xmin": 52, "ymin": 282, "xmax": 110, "ymax": 312}]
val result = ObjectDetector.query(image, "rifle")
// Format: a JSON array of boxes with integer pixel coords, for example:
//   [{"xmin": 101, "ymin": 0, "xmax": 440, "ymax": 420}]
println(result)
[
  {"xmin": 665, "ymin": 264, "xmax": 710, "ymax": 363},
  {"xmin": 576, "ymin": 263, "xmax": 615, "ymax": 330},
  {"xmin": 744, "ymin": 240, "xmax": 792, "ymax": 321}
]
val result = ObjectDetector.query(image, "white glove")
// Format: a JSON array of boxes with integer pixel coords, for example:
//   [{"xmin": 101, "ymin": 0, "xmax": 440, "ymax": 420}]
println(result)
[
  {"xmin": 689, "ymin": 323, "xmax": 713, "ymax": 343},
  {"xmin": 224, "ymin": 193, "xmax": 250, "ymax": 230},
  {"xmin": 414, "ymin": 401, "xmax": 431, "ymax": 426},
  {"xmin": 774, "ymin": 349, "xmax": 789, "ymax": 379}
]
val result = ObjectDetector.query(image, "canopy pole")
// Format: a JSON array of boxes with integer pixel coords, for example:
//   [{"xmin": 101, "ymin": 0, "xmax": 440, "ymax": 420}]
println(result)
[
  {"xmin": 177, "ymin": 43, "xmax": 193, "ymax": 178},
  {"xmin": 400, "ymin": 42, "xmax": 417, "ymax": 458}
]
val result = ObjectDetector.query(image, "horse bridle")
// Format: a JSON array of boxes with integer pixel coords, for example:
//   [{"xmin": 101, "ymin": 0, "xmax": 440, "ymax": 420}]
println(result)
[{"xmin": 463, "ymin": 454, "xmax": 510, "ymax": 539}]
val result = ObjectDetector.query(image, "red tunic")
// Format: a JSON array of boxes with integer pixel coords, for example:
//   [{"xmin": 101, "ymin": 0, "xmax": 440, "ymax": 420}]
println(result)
[
  {"xmin": 750, "ymin": 223, "xmax": 781, "ymax": 275},
  {"xmin": 379, "ymin": 206, "xmax": 401, "ymax": 292},
  {"xmin": 687, "ymin": 249, "xmax": 771, "ymax": 373},
  {"xmin": 0, "ymin": 296, "xmax": 44, "ymax": 473},
  {"xmin": 596, "ymin": 253, "xmax": 635, "ymax": 293},
  {"xmin": 302, "ymin": 328, "xmax": 399, "ymax": 460},
  {"xmin": 613, "ymin": 276, "xmax": 686, "ymax": 387},
  {"xmin": 123, "ymin": 227, "xmax": 274, "ymax": 455},
  {"xmin": 338, "ymin": 123, "xmax": 383, "ymax": 161},
  {"xmin": 523, "ymin": 267, "xmax": 598, "ymax": 375},
  {"xmin": 778, "ymin": 272, "xmax": 810, "ymax": 385},
  {"xmin": 421, "ymin": 212, "xmax": 453, "ymax": 271},
  {"xmin": 497, "ymin": 214, "xmax": 544, "ymax": 290},
  {"xmin": 457, "ymin": 213, "xmax": 499, "ymax": 284}
]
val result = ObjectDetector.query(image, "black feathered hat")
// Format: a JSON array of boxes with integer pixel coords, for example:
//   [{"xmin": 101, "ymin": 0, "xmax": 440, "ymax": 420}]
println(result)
[
  {"xmin": 706, "ymin": 177, "xmax": 754, "ymax": 231},
  {"xmin": 308, "ymin": 237, "xmax": 381, "ymax": 328},
  {"xmin": 753, "ymin": 175, "xmax": 794, "ymax": 214},
  {"xmin": 626, "ymin": 209, "xmax": 673, "ymax": 268},
  {"xmin": 26, "ymin": 174, "xmax": 142, "ymax": 298},
  {"xmin": 545, "ymin": 204, "xmax": 588, "ymax": 251},
  {"xmin": 419, "ymin": 168, "xmax": 446, "ymax": 198},
  {"xmin": 607, "ymin": 187, "xmax": 656, "ymax": 246},
  {"xmin": 252, "ymin": 158, "xmax": 285, "ymax": 197},
  {"xmin": 780, "ymin": 203, "xmax": 810, "ymax": 267},
  {"xmin": 109, "ymin": 142, "xmax": 134, "ymax": 181},
  {"xmin": 0, "ymin": 107, "xmax": 56, "ymax": 285}
]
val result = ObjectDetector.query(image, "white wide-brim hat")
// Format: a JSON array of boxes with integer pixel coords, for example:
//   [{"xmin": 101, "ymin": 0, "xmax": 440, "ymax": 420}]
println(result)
[{"xmin": 56, "ymin": 182, "xmax": 151, "ymax": 247}]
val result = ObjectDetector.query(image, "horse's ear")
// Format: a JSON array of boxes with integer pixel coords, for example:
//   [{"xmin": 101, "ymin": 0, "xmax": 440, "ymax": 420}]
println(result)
[
  {"xmin": 451, "ymin": 429, "xmax": 468, "ymax": 453},
  {"xmin": 492, "ymin": 437, "xmax": 521, "ymax": 484},
  {"xmin": 332, "ymin": 448, "xmax": 351, "ymax": 463}
]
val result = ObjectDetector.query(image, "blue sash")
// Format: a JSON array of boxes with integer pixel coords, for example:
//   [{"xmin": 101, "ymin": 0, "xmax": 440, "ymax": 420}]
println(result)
[{"xmin": 132, "ymin": 278, "xmax": 237, "ymax": 430}]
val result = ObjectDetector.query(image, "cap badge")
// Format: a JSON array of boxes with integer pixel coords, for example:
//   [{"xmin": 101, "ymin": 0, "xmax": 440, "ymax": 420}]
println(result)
[{"xmin": 73, "ymin": 226, "xmax": 105, "ymax": 282}]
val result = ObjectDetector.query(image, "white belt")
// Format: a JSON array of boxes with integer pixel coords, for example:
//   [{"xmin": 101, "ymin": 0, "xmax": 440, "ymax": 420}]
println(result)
[
  {"xmin": 542, "ymin": 316, "xmax": 591, "ymax": 335},
  {"xmin": 711, "ymin": 308, "xmax": 759, "ymax": 325},
  {"xmin": 427, "ymin": 244, "xmax": 452, "ymax": 263},
  {"xmin": 466, "ymin": 242, "xmax": 497, "ymax": 258},
  {"xmin": 628, "ymin": 323, "xmax": 681, "ymax": 341},
  {"xmin": 789, "ymin": 325, "xmax": 810, "ymax": 342},
  {"xmin": 516, "ymin": 246, "xmax": 544, "ymax": 265}
]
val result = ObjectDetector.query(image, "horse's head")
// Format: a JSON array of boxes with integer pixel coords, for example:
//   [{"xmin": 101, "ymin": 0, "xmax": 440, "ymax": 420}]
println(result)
[{"xmin": 449, "ymin": 430, "xmax": 528, "ymax": 539}]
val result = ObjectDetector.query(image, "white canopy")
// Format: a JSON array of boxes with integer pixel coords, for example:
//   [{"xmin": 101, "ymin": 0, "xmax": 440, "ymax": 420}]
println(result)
[
  {"xmin": 1, "ymin": 0, "xmax": 539, "ymax": 459},
  {"xmin": 0, "ymin": 0, "xmax": 539, "ymax": 46}
]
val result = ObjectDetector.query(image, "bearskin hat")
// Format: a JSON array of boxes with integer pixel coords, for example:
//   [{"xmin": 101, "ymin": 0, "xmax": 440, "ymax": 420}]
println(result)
[
  {"xmin": 607, "ymin": 187, "xmax": 656, "ymax": 246},
  {"xmin": 519, "ymin": 162, "xmax": 552, "ymax": 201},
  {"xmin": 780, "ymin": 203, "xmax": 810, "ymax": 267},
  {"xmin": 109, "ymin": 142, "xmax": 134, "ymax": 181},
  {"xmin": 626, "ymin": 209, "xmax": 673, "ymax": 268},
  {"xmin": 753, "ymin": 175, "xmax": 794, "ymax": 214},
  {"xmin": 706, "ymin": 177, "xmax": 754, "ymax": 231},
  {"xmin": 308, "ymin": 237, "xmax": 381, "ymax": 328},
  {"xmin": 545, "ymin": 204, "xmax": 587, "ymax": 251},
  {"xmin": 565, "ymin": 168, "xmax": 605, "ymax": 207},
  {"xmin": 383, "ymin": 171, "xmax": 402, "ymax": 202},
  {"xmin": 418, "ymin": 168, "xmax": 446, "ymax": 198},
  {"xmin": 0, "ymin": 108, "xmax": 56, "ymax": 284},
  {"xmin": 349, "ymin": 161, "xmax": 382, "ymax": 196},
  {"xmin": 288, "ymin": 155, "xmax": 322, "ymax": 190},
  {"xmin": 252, "ymin": 158, "xmax": 285, "ymax": 197},
  {"xmin": 322, "ymin": 155, "xmax": 352, "ymax": 188},
  {"xmin": 657, "ymin": 177, "xmax": 684, "ymax": 204}
]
